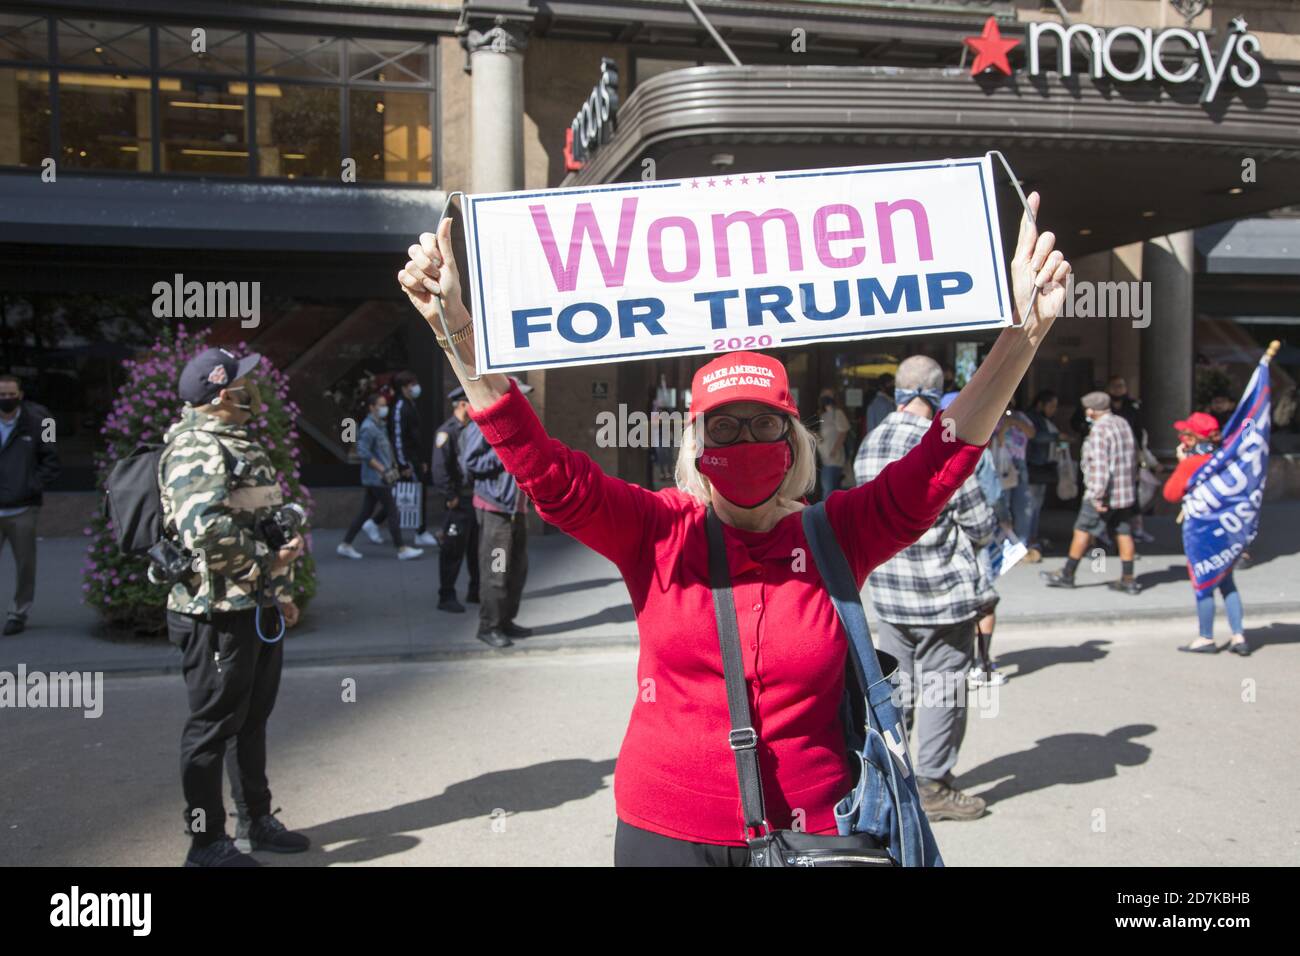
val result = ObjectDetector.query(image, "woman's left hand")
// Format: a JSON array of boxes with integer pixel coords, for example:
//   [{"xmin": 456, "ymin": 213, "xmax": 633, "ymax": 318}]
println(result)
[{"xmin": 1009, "ymin": 192, "xmax": 1071, "ymax": 347}]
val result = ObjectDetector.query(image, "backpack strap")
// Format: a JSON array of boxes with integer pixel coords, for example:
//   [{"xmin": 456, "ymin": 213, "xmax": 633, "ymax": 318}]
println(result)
[{"xmin": 704, "ymin": 506, "xmax": 770, "ymax": 838}]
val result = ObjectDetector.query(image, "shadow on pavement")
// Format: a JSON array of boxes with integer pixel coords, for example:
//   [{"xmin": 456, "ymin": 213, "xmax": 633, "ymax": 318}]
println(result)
[
  {"xmin": 1245, "ymin": 621, "xmax": 1300, "ymax": 649},
  {"xmin": 296, "ymin": 757, "xmax": 618, "ymax": 865},
  {"xmin": 952, "ymin": 724, "xmax": 1155, "ymax": 808},
  {"xmin": 524, "ymin": 577, "xmax": 622, "ymax": 600},
  {"xmin": 531, "ymin": 603, "xmax": 635, "ymax": 636},
  {"xmin": 1134, "ymin": 562, "xmax": 1194, "ymax": 591},
  {"xmin": 994, "ymin": 639, "xmax": 1111, "ymax": 681}
]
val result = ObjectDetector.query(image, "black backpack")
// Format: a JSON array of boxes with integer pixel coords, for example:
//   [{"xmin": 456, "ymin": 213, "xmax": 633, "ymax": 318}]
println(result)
[{"xmin": 103, "ymin": 436, "xmax": 237, "ymax": 556}]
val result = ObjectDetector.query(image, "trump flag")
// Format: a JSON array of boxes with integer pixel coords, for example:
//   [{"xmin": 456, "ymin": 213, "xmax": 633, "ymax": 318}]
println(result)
[{"xmin": 1181, "ymin": 351, "xmax": 1273, "ymax": 594}]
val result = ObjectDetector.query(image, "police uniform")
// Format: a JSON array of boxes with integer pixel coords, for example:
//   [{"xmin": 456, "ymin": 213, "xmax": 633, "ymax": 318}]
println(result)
[
  {"xmin": 431, "ymin": 386, "xmax": 479, "ymax": 608},
  {"xmin": 159, "ymin": 348, "xmax": 307, "ymax": 864}
]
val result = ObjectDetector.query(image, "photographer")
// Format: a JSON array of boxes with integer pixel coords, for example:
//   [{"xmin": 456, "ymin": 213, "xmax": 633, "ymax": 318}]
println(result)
[{"xmin": 159, "ymin": 348, "xmax": 310, "ymax": 867}]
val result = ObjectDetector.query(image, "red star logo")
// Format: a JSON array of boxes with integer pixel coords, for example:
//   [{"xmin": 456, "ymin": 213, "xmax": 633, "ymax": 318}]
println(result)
[{"xmin": 964, "ymin": 16, "xmax": 1019, "ymax": 77}]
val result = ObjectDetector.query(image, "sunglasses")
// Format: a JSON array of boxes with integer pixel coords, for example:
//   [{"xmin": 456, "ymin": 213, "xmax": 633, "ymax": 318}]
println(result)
[{"xmin": 703, "ymin": 411, "xmax": 790, "ymax": 445}]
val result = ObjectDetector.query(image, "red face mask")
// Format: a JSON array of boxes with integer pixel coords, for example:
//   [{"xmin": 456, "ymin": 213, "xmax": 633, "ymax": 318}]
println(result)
[{"xmin": 697, "ymin": 439, "xmax": 793, "ymax": 509}]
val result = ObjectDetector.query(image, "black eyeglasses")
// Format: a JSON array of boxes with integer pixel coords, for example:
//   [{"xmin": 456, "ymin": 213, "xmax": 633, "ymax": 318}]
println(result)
[{"xmin": 704, "ymin": 411, "xmax": 790, "ymax": 445}]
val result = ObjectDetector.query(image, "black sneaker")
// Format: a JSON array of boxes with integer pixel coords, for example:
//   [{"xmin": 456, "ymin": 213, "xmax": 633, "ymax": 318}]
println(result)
[
  {"xmin": 1040, "ymin": 570, "xmax": 1076, "ymax": 589},
  {"xmin": 3, "ymin": 616, "xmax": 24, "ymax": 636},
  {"xmin": 501, "ymin": 622, "xmax": 533, "ymax": 638},
  {"xmin": 465, "ymin": 591, "xmax": 480, "ymax": 604},
  {"xmin": 234, "ymin": 811, "xmax": 310, "ymax": 854},
  {"xmin": 1106, "ymin": 578, "xmax": 1142, "ymax": 595},
  {"xmin": 438, "ymin": 597, "xmax": 466, "ymax": 613},
  {"xmin": 184, "ymin": 835, "xmax": 260, "ymax": 867},
  {"xmin": 918, "ymin": 779, "xmax": 987, "ymax": 822},
  {"xmin": 476, "ymin": 628, "xmax": 513, "ymax": 649}
]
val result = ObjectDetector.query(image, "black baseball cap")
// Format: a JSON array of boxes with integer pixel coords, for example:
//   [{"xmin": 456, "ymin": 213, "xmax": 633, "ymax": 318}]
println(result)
[
  {"xmin": 180, "ymin": 347, "xmax": 262, "ymax": 406},
  {"xmin": 447, "ymin": 386, "xmax": 466, "ymax": 402}
]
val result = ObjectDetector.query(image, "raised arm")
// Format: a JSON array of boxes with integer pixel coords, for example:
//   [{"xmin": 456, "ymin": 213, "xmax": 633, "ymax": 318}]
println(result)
[
  {"xmin": 396, "ymin": 218, "xmax": 668, "ymax": 570},
  {"xmin": 942, "ymin": 192, "xmax": 1071, "ymax": 446}
]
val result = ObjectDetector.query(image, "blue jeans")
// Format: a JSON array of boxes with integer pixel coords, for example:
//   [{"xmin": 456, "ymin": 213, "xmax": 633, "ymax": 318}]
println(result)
[
  {"xmin": 1196, "ymin": 573, "xmax": 1244, "ymax": 638},
  {"xmin": 821, "ymin": 465, "xmax": 843, "ymax": 498},
  {"xmin": 1025, "ymin": 483, "xmax": 1048, "ymax": 546},
  {"xmin": 1006, "ymin": 459, "xmax": 1034, "ymax": 542}
]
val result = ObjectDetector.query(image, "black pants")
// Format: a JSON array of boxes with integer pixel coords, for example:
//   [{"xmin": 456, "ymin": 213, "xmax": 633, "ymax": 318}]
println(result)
[
  {"xmin": 344, "ymin": 485, "xmax": 404, "ymax": 549},
  {"xmin": 614, "ymin": 820, "xmax": 750, "ymax": 867},
  {"xmin": 168, "ymin": 607, "xmax": 283, "ymax": 846},
  {"xmin": 476, "ymin": 507, "xmax": 527, "ymax": 631},
  {"xmin": 439, "ymin": 502, "xmax": 480, "ymax": 600}
]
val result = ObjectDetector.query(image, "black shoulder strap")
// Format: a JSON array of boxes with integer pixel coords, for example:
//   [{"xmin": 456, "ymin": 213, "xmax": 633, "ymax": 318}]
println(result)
[{"xmin": 704, "ymin": 506, "xmax": 769, "ymax": 837}]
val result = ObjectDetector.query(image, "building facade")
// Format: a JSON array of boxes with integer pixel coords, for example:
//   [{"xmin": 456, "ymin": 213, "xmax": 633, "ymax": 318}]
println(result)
[{"xmin": 2, "ymin": 0, "xmax": 1299, "ymax": 530}]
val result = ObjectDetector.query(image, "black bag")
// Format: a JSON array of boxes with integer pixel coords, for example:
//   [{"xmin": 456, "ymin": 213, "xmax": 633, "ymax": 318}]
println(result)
[
  {"xmin": 104, "ymin": 444, "xmax": 167, "ymax": 556},
  {"xmin": 704, "ymin": 507, "xmax": 895, "ymax": 867}
]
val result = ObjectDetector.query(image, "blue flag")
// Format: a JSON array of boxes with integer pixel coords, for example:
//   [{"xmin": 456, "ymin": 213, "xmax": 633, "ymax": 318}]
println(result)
[{"xmin": 1181, "ymin": 356, "xmax": 1272, "ymax": 594}]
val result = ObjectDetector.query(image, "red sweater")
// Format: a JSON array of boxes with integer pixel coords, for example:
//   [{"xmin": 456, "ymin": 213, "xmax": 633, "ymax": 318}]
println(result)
[
  {"xmin": 1162, "ymin": 453, "xmax": 1212, "ymax": 503},
  {"xmin": 469, "ymin": 381, "xmax": 985, "ymax": 845}
]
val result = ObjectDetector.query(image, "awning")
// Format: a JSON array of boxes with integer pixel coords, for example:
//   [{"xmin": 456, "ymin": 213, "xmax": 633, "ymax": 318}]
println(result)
[{"xmin": 1196, "ymin": 218, "xmax": 1300, "ymax": 275}]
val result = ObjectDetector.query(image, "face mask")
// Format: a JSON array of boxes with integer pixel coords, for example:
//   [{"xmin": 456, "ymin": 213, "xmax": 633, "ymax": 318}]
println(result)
[
  {"xmin": 377, "ymin": 406, "xmax": 389, "ymax": 420},
  {"xmin": 820, "ymin": 397, "xmax": 834, "ymax": 409},
  {"xmin": 409, "ymin": 385, "xmax": 422, "ymax": 399},
  {"xmin": 0, "ymin": 398, "xmax": 18, "ymax": 413},
  {"xmin": 698, "ymin": 439, "xmax": 792, "ymax": 509},
  {"xmin": 224, "ymin": 383, "xmax": 262, "ymax": 415}
]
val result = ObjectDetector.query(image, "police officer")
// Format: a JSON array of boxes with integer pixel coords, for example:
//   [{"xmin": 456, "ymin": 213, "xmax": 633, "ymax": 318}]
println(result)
[
  {"xmin": 160, "ymin": 348, "xmax": 310, "ymax": 867},
  {"xmin": 432, "ymin": 386, "xmax": 479, "ymax": 612}
]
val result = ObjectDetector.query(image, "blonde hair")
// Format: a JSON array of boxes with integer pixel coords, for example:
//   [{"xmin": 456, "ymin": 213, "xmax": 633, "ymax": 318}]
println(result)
[{"xmin": 675, "ymin": 414, "xmax": 818, "ymax": 507}]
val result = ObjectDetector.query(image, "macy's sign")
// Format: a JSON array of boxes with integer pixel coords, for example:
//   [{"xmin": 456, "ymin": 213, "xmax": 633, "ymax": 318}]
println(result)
[{"xmin": 966, "ymin": 16, "xmax": 1262, "ymax": 104}]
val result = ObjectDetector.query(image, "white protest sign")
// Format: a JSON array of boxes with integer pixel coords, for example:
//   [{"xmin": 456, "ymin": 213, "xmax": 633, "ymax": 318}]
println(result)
[{"xmin": 462, "ymin": 156, "xmax": 1013, "ymax": 375}]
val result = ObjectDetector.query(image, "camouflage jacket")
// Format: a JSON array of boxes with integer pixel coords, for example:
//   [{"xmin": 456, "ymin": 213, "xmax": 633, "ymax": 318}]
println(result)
[{"xmin": 158, "ymin": 407, "xmax": 295, "ymax": 615}]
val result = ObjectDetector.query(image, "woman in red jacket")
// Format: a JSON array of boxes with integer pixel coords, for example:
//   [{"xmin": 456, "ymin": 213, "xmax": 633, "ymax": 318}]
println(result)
[
  {"xmin": 1163, "ymin": 412, "xmax": 1249, "ymax": 656},
  {"xmin": 397, "ymin": 194, "xmax": 1071, "ymax": 866}
]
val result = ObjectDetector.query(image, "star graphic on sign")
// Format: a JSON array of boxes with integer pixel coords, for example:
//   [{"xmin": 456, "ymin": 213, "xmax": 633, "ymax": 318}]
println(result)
[
  {"xmin": 756, "ymin": 174, "xmax": 766, "ymax": 183},
  {"xmin": 1230, "ymin": 16, "xmax": 1248, "ymax": 33},
  {"xmin": 740, "ymin": 175, "xmax": 749, "ymax": 184},
  {"xmin": 707, "ymin": 178, "xmax": 716, "ymax": 187},
  {"xmin": 690, "ymin": 179, "xmax": 699, "ymax": 188},
  {"xmin": 964, "ymin": 16, "xmax": 1019, "ymax": 76},
  {"xmin": 724, "ymin": 176, "xmax": 733, "ymax": 186}
]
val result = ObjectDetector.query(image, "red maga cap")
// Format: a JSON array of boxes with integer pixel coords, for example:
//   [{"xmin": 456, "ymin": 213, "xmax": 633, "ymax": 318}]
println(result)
[
  {"xmin": 689, "ymin": 351, "xmax": 798, "ymax": 421},
  {"xmin": 1174, "ymin": 411, "xmax": 1220, "ymax": 438}
]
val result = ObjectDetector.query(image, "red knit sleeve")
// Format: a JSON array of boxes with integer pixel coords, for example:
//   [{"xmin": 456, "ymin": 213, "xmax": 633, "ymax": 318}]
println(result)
[
  {"xmin": 825, "ymin": 415, "xmax": 986, "ymax": 583},
  {"xmin": 468, "ymin": 380, "xmax": 669, "ymax": 570},
  {"xmin": 1162, "ymin": 454, "xmax": 1209, "ymax": 503}
]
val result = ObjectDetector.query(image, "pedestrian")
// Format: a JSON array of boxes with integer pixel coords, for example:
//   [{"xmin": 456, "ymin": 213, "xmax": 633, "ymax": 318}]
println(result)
[
  {"xmin": 336, "ymin": 393, "xmax": 424, "ymax": 561},
  {"xmin": 857, "ymin": 365, "xmax": 999, "ymax": 819},
  {"xmin": 864, "ymin": 372, "xmax": 894, "ymax": 434},
  {"xmin": 458, "ymin": 378, "xmax": 535, "ymax": 649},
  {"xmin": 431, "ymin": 385, "xmax": 480, "ymax": 613},
  {"xmin": 388, "ymin": 370, "xmax": 441, "ymax": 548},
  {"xmin": 1022, "ymin": 389, "xmax": 1061, "ymax": 559},
  {"xmin": 159, "ymin": 348, "xmax": 310, "ymax": 866},
  {"xmin": 996, "ymin": 402, "xmax": 1036, "ymax": 544},
  {"xmin": 815, "ymin": 387, "xmax": 850, "ymax": 499},
  {"xmin": 1162, "ymin": 412, "xmax": 1250, "ymax": 656},
  {"xmin": 0, "ymin": 374, "xmax": 60, "ymax": 636},
  {"xmin": 398, "ymin": 189, "xmax": 1070, "ymax": 864},
  {"xmin": 1041, "ymin": 390, "xmax": 1140, "ymax": 593}
]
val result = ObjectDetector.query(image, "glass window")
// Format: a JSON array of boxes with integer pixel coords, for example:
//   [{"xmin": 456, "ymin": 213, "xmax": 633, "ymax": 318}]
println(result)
[
  {"xmin": 57, "ymin": 18, "xmax": 150, "ymax": 71},
  {"xmin": 160, "ymin": 80, "xmax": 248, "ymax": 175},
  {"xmin": 255, "ymin": 32, "xmax": 341, "ymax": 80},
  {"xmin": 0, "ymin": 67, "xmax": 51, "ymax": 166},
  {"xmin": 254, "ymin": 82, "xmax": 340, "ymax": 179},
  {"xmin": 158, "ymin": 25, "xmax": 246, "ymax": 75},
  {"xmin": 0, "ymin": 13, "xmax": 51, "ymax": 62},
  {"xmin": 348, "ymin": 88, "xmax": 431, "ymax": 183},
  {"xmin": 347, "ymin": 38, "xmax": 429, "ymax": 84},
  {"xmin": 58, "ymin": 71, "xmax": 152, "ymax": 171}
]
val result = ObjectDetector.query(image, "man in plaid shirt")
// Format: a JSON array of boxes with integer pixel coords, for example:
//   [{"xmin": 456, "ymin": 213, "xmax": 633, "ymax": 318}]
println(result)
[
  {"xmin": 854, "ymin": 355, "xmax": 996, "ymax": 823},
  {"xmin": 1041, "ymin": 390, "xmax": 1140, "ymax": 594}
]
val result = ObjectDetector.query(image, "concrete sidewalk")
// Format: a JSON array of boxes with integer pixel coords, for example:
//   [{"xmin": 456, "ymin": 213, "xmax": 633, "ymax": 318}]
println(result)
[{"xmin": 3, "ymin": 502, "xmax": 1298, "ymax": 675}]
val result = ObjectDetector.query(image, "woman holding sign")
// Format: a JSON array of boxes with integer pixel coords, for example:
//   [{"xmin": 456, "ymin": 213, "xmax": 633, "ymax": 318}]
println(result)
[{"xmin": 397, "ymin": 193, "xmax": 1070, "ymax": 866}]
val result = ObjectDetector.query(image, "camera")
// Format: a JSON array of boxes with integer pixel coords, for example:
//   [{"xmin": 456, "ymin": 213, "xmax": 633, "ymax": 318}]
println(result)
[
  {"xmin": 257, "ymin": 503, "xmax": 307, "ymax": 551},
  {"xmin": 147, "ymin": 538, "xmax": 196, "ymax": 585}
]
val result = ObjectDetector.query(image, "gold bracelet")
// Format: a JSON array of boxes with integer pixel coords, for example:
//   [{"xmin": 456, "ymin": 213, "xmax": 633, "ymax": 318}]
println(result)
[{"xmin": 435, "ymin": 321, "xmax": 474, "ymax": 349}]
